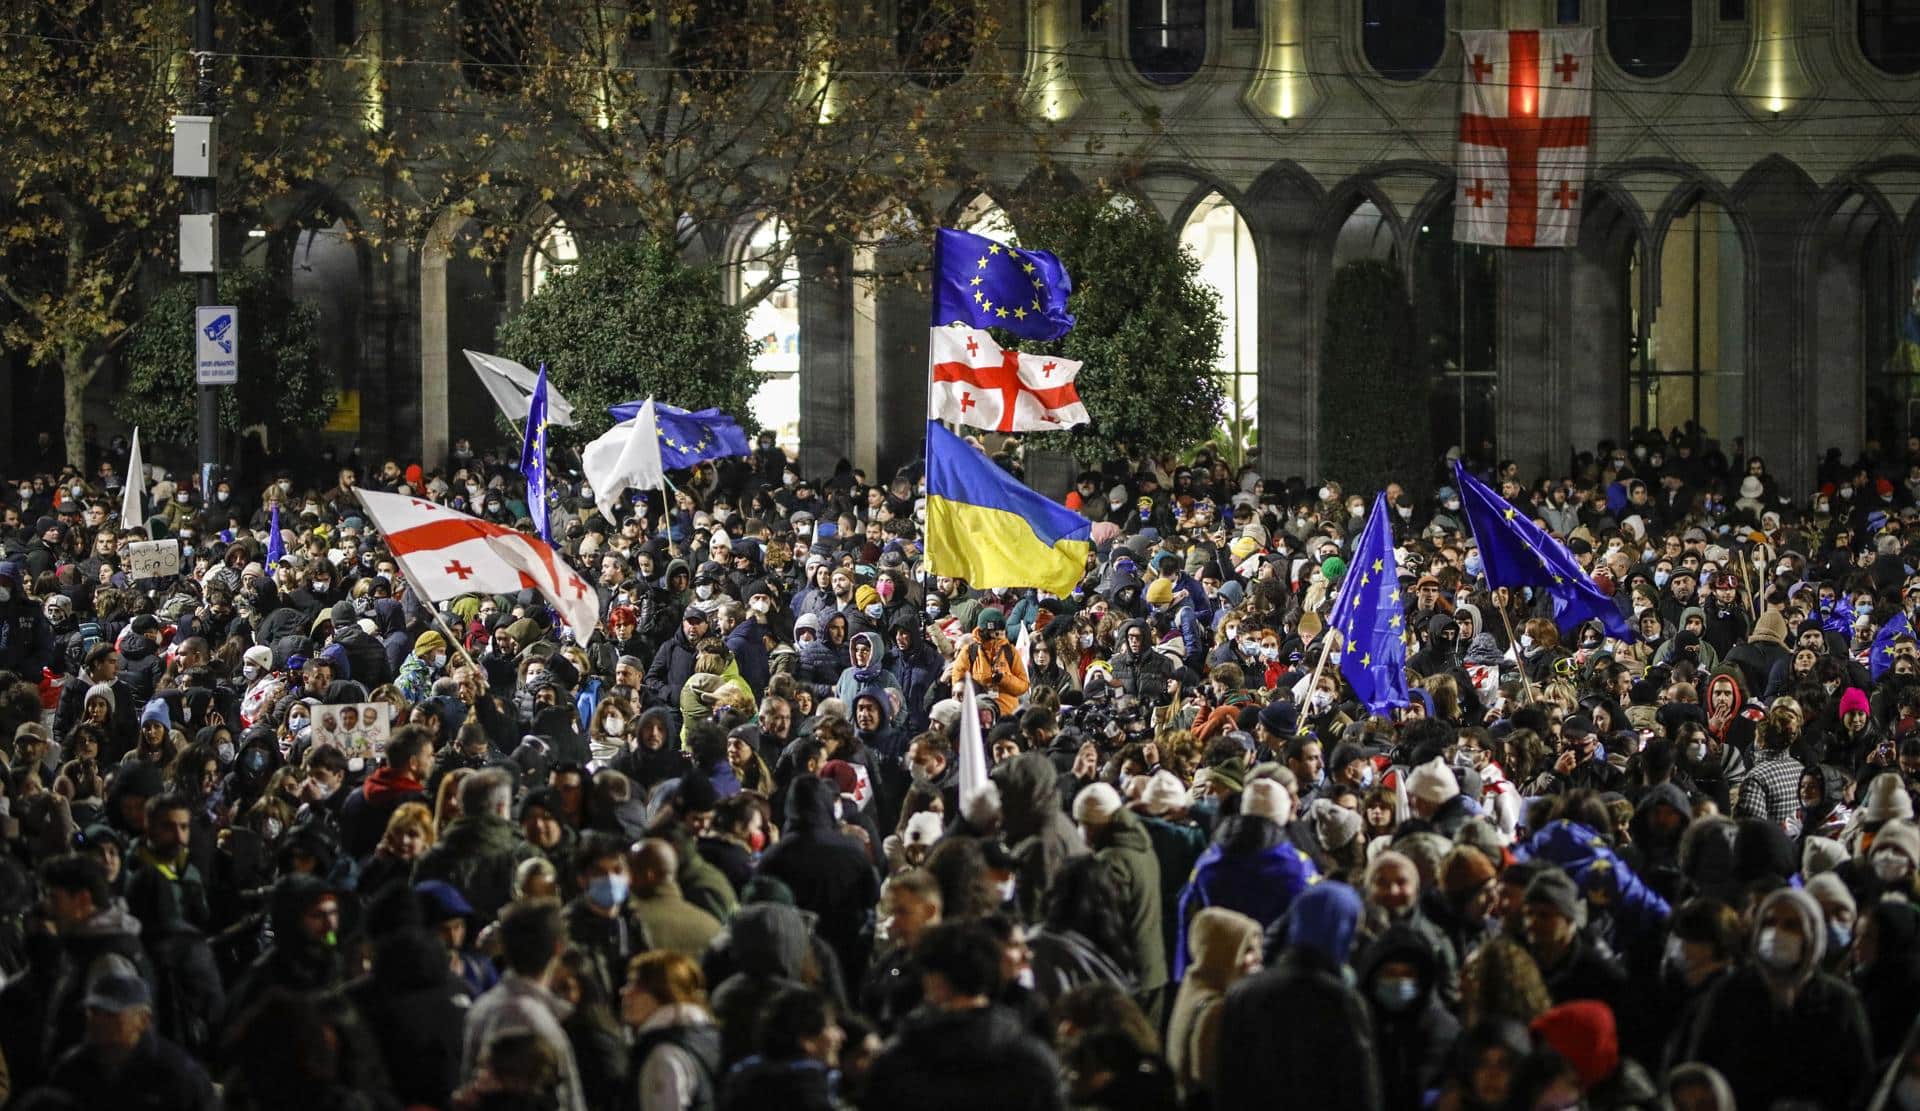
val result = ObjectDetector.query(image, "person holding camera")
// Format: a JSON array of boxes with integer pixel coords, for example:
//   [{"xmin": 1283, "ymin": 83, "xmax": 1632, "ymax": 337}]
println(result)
[{"xmin": 951, "ymin": 608, "xmax": 1027, "ymax": 718}]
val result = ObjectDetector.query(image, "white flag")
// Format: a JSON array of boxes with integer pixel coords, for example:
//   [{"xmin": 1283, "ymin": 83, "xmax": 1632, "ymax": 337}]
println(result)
[
  {"xmin": 1455, "ymin": 28, "xmax": 1594, "ymax": 248},
  {"xmin": 353, "ymin": 488, "xmax": 599, "ymax": 637},
  {"xmin": 120, "ymin": 428, "xmax": 145, "ymax": 529},
  {"xmin": 927, "ymin": 325, "xmax": 1089, "ymax": 433},
  {"xmin": 462, "ymin": 350, "xmax": 578, "ymax": 428},
  {"xmin": 958, "ymin": 676, "xmax": 991, "ymax": 806},
  {"xmin": 580, "ymin": 400, "xmax": 664, "ymax": 524}
]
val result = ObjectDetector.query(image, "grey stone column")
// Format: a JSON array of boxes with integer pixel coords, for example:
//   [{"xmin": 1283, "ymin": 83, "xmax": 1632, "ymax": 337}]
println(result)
[
  {"xmin": 870, "ymin": 241, "xmax": 930, "ymax": 479},
  {"xmin": 1736, "ymin": 163, "xmax": 1819, "ymax": 492},
  {"xmin": 1497, "ymin": 247, "xmax": 1568, "ymax": 480},
  {"xmin": 1244, "ymin": 172, "xmax": 1325, "ymax": 480},
  {"xmin": 798, "ymin": 244, "xmax": 855, "ymax": 480}
]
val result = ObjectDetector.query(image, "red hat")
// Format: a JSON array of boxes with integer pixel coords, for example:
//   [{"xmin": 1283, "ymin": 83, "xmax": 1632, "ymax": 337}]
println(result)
[
  {"xmin": 405, "ymin": 463, "xmax": 424, "ymax": 487},
  {"xmin": 1878, "ymin": 477, "xmax": 1896, "ymax": 496},
  {"xmin": 1531, "ymin": 1001, "xmax": 1619, "ymax": 1091}
]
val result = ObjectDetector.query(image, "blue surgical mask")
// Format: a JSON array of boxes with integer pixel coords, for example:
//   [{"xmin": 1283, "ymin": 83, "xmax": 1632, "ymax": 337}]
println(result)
[
  {"xmin": 587, "ymin": 873, "xmax": 630, "ymax": 910},
  {"xmin": 1372, "ymin": 977, "xmax": 1420, "ymax": 1011},
  {"xmin": 1829, "ymin": 922, "xmax": 1853, "ymax": 953},
  {"xmin": 1464, "ymin": 553, "xmax": 1483, "ymax": 578},
  {"xmin": 1654, "ymin": 570, "xmax": 1670, "ymax": 588}
]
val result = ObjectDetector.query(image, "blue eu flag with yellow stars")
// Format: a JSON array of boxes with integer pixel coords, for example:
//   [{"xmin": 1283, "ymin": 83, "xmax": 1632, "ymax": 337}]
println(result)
[
  {"xmin": 519, "ymin": 363, "xmax": 553, "ymax": 543},
  {"xmin": 606, "ymin": 401, "xmax": 751, "ymax": 469},
  {"xmin": 1452, "ymin": 460, "xmax": 1635, "ymax": 642},
  {"xmin": 931, "ymin": 227, "xmax": 1075, "ymax": 341},
  {"xmin": 1326, "ymin": 493, "xmax": 1410, "ymax": 716}
]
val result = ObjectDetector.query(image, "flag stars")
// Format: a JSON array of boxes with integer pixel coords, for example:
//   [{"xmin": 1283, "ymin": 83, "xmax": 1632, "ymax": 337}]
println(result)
[
  {"xmin": 1372, "ymin": 558, "xmax": 1384, "ymax": 573},
  {"xmin": 973, "ymin": 291, "xmax": 985, "ymax": 304},
  {"xmin": 995, "ymin": 307, "xmax": 1008, "ymax": 318},
  {"xmin": 969, "ymin": 276, "xmax": 982, "ymax": 287},
  {"xmin": 1012, "ymin": 307, "xmax": 1027, "ymax": 320},
  {"xmin": 1504, "ymin": 507, "xmax": 1517, "ymax": 520},
  {"xmin": 988, "ymin": 244, "xmax": 1002, "ymax": 254},
  {"xmin": 977, "ymin": 256, "xmax": 989, "ymax": 269},
  {"xmin": 982, "ymin": 298, "xmax": 994, "ymax": 312},
  {"xmin": 1022, "ymin": 262, "xmax": 1035, "ymax": 274}
]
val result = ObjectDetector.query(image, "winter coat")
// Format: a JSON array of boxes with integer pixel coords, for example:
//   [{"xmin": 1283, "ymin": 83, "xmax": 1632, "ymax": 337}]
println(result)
[
  {"xmin": 1518, "ymin": 820, "xmax": 1671, "ymax": 950},
  {"xmin": 1025, "ymin": 926, "xmax": 1133, "ymax": 1006},
  {"xmin": 339, "ymin": 765, "xmax": 427, "ymax": 859},
  {"xmin": 1139, "ymin": 813, "xmax": 1210, "ymax": 964},
  {"xmin": 720, "ymin": 1056, "xmax": 838, "ymax": 1111},
  {"xmin": 1680, "ymin": 963, "xmax": 1872, "ymax": 1110},
  {"xmin": 346, "ymin": 930, "xmax": 472, "ymax": 1109},
  {"xmin": 833, "ymin": 632, "xmax": 902, "ymax": 708},
  {"xmin": 861, "ymin": 1003, "xmax": 1063, "ymax": 1111},
  {"xmin": 646, "ymin": 628, "xmax": 703, "ymax": 728},
  {"xmin": 1167, "ymin": 907, "xmax": 1263, "ymax": 1106},
  {"xmin": 1092, "ymin": 808, "xmax": 1167, "ymax": 989},
  {"xmin": 709, "ymin": 903, "xmax": 810, "ymax": 1068},
  {"xmin": 1175, "ymin": 815, "xmax": 1319, "ymax": 980},
  {"xmin": 1358, "ymin": 925, "xmax": 1460, "ymax": 1111},
  {"xmin": 46, "ymin": 1030, "xmax": 217, "ymax": 1111},
  {"xmin": 411, "ymin": 812, "xmax": 543, "ymax": 927},
  {"xmin": 753, "ymin": 776, "xmax": 880, "ymax": 994},
  {"xmin": 993, "ymin": 754, "xmax": 1086, "ymax": 922},
  {"xmin": 1214, "ymin": 888, "xmax": 1381, "ymax": 1111}
]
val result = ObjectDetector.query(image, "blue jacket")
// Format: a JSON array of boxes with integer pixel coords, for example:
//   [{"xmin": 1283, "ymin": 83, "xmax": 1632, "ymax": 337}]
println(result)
[
  {"xmin": 1516, "ymin": 819, "xmax": 1671, "ymax": 948},
  {"xmin": 1175, "ymin": 816, "xmax": 1320, "ymax": 979},
  {"xmin": 727, "ymin": 616, "xmax": 771, "ymax": 696}
]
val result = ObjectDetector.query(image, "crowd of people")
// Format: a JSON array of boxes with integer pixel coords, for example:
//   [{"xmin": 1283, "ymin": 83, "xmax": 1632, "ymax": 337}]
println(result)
[{"xmin": 0, "ymin": 423, "xmax": 1918, "ymax": 1110}]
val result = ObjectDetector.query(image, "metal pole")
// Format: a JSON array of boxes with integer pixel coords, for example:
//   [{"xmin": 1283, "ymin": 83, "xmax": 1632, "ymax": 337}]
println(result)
[{"xmin": 194, "ymin": 0, "xmax": 219, "ymax": 494}]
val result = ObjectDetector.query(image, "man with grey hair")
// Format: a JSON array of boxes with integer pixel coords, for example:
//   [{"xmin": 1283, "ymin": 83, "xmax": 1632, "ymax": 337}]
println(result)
[{"xmin": 413, "ymin": 768, "xmax": 541, "ymax": 926}]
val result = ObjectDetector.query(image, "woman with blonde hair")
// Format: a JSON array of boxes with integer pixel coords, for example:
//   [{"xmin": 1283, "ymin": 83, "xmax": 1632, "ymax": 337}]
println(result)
[
  {"xmin": 434, "ymin": 766, "xmax": 473, "ymax": 830},
  {"xmin": 620, "ymin": 951, "xmax": 720, "ymax": 1110},
  {"xmin": 1458, "ymin": 936, "xmax": 1552, "ymax": 1029},
  {"xmin": 357, "ymin": 801, "xmax": 435, "ymax": 894}
]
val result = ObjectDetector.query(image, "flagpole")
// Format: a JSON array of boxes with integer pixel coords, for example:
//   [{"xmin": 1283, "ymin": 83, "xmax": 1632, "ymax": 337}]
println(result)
[
  {"xmin": 1297, "ymin": 629, "xmax": 1340, "ymax": 735},
  {"xmin": 1497, "ymin": 598, "xmax": 1539, "ymax": 705}
]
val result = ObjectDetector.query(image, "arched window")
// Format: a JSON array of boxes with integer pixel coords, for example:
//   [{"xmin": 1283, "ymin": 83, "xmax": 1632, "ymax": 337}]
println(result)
[
  {"xmin": 523, "ymin": 218, "xmax": 578, "ymax": 301},
  {"xmin": 1180, "ymin": 194, "xmax": 1259, "ymax": 461},
  {"xmin": 1860, "ymin": 0, "xmax": 1920, "ymax": 75},
  {"xmin": 957, "ymin": 194, "xmax": 1019, "ymax": 245},
  {"xmin": 1361, "ymin": 0, "xmax": 1446, "ymax": 80},
  {"xmin": 899, "ymin": 0, "xmax": 976, "ymax": 88},
  {"xmin": 738, "ymin": 219, "xmax": 801, "ymax": 445},
  {"xmin": 1130, "ymin": 0, "xmax": 1206, "ymax": 85},
  {"xmin": 1332, "ymin": 198, "xmax": 1396, "ymax": 271},
  {"xmin": 1608, "ymin": 0, "xmax": 1691, "ymax": 78},
  {"xmin": 1638, "ymin": 197, "xmax": 1744, "ymax": 438},
  {"xmin": 1415, "ymin": 208, "xmax": 1499, "ymax": 456}
]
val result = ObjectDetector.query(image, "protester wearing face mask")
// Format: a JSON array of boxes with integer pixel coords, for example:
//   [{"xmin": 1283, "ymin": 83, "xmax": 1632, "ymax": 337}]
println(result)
[
  {"xmin": 1677, "ymin": 887, "xmax": 1872, "ymax": 1111},
  {"xmin": 1359, "ymin": 926, "xmax": 1460, "ymax": 1111}
]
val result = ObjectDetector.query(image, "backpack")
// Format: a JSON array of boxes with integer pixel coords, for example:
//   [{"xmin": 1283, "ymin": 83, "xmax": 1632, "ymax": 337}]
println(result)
[
  {"xmin": 627, "ymin": 1022, "xmax": 720, "ymax": 1111},
  {"xmin": 64, "ymin": 620, "xmax": 104, "ymax": 674}
]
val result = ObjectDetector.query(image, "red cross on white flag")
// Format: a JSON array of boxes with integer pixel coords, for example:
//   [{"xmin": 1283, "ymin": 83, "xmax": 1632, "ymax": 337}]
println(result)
[
  {"xmin": 927, "ymin": 325, "xmax": 1090, "ymax": 432},
  {"xmin": 1455, "ymin": 28, "xmax": 1594, "ymax": 248},
  {"xmin": 352, "ymin": 488, "xmax": 600, "ymax": 637}
]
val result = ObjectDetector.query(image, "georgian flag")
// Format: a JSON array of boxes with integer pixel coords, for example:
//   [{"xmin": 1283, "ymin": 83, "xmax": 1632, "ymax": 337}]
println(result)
[
  {"xmin": 353, "ymin": 489, "xmax": 600, "ymax": 637},
  {"xmin": 927, "ymin": 325, "xmax": 1089, "ymax": 433},
  {"xmin": 1455, "ymin": 28, "xmax": 1595, "ymax": 248}
]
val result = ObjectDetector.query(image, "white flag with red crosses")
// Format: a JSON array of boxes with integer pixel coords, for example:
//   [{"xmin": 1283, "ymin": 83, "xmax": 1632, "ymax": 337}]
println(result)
[
  {"xmin": 927, "ymin": 325, "xmax": 1089, "ymax": 433},
  {"xmin": 353, "ymin": 489, "xmax": 600, "ymax": 638},
  {"xmin": 1455, "ymin": 28, "xmax": 1594, "ymax": 248}
]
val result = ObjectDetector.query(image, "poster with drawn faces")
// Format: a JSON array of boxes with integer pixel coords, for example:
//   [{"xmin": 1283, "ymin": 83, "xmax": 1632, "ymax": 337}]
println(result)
[{"xmin": 310, "ymin": 702, "xmax": 392, "ymax": 762}]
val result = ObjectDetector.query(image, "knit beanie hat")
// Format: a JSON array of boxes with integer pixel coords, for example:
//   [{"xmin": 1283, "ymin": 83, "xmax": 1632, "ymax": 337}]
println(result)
[
  {"xmin": 1872, "ymin": 818, "xmax": 1920, "ymax": 867},
  {"xmin": 1306, "ymin": 796, "xmax": 1363, "ymax": 851},
  {"xmin": 1839, "ymin": 688, "xmax": 1871, "ymax": 718},
  {"xmin": 1144, "ymin": 578, "xmax": 1175, "ymax": 607},
  {"xmin": 413, "ymin": 630, "xmax": 447, "ymax": 658},
  {"xmin": 1864, "ymin": 773, "xmax": 1916, "ymax": 824},
  {"xmin": 1524, "ymin": 867, "xmax": 1583, "ymax": 923},
  {"xmin": 1242, "ymin": 779, "xmax": 1293, "ymax": 824},
  {"xmin": 1073, "ymin": 782, "xmax": 1123, "ymax": 826},
  {"xmin": 1408, "ymin": 756, "xmax": 1460, "ymax": 806},
  {"xmin": 1140, "ymin": 770, "xmax": 1189, "ymax": 815}
]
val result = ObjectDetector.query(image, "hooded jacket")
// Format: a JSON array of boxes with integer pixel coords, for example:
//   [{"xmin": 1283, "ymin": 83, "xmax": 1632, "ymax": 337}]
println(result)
[
  {"xmin": 834, "ymin": 632, "xmax": 901, "ymax": 707},
  {"xmin": 709, "ymin": 903, "xmax": 810, "ymax": 1067},
  {"xmin": 339, "ymin": 764, "xmax": 427, "ymax": 859},
  {"xmin": 228, "ymin": 873, "xmax": 344, "ymax": 1019},
  {"xmin": 1166, "ymin": 907, "xmax": 1262, "ymax": 1103},
  {"xmin": 1358, "ymin": 925, "xmax": 1460, "ymax": 1111},
  {"xmin": 1109, "ymin": 620, "xmax": 1174, "ymax": 705},
  {"xmin": 1679, "ymin": 887, "xmax": 1873, "ymax": 1111},
  {"xmin": 1215, "ymin": 883, "xmax": 1380, "ymax": 1111},
  {"xmin": 1091, "ymin": 807, "xmax": 1168, "ymax": 989},
  {"xmin": 1175, "ymin": 815, "xmax": 1319, "ymax": 980},
  {"xmin": 346, "ymin": 929, "xmax": 472, "ymax": 1108},
  {"xmin": 994, "ymin": 754, "xmax": 1086, "ymax": 922},
  {"xmin": 863, "ymin": 1002, "xmax": 1063, "ymax": 1111},
  {"xmin": 411, "ymin": 812, "xmax": 543, "ymax": 927},
  {"xmin": 1517, "ymin": 819, "xmax": 1671, "ymax": 950},
  {"xmin": 753, "ymin": 776, "xmax": 879, "ymax": 996},
  {"xmin": 885, "ymin": 613, "xmax": 944, "ymax": 734}
]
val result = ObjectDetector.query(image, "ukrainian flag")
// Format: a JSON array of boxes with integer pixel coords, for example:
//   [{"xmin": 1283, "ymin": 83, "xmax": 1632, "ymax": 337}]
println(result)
[{"xmin": 924, "ymin": 421, "xmax": 1092, "ymax": 595}]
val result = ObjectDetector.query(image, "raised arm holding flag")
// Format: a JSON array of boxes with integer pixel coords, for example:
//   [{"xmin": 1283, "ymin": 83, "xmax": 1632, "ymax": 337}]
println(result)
[{"xmin": 1452, "ymin": 459, "xmax": 1634, "ymax": 642}]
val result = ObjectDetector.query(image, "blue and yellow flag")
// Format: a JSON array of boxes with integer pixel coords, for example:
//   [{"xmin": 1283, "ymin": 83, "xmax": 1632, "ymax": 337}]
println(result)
[
  {"xmin": 519, "ymin": 363, "xmax": 553, "ymax": 543},
  {"xmin": 931, "ymin": 227, "xmax": 1076, "ymax": 341},
  {"xmin": 924, "ymin": 420, "xmax": 1091, "ymax": 594},
  {"xmin": 1452, "ymin": 460, "xmax": 1634, "ymax": 642},
  {"xmin": 1327, "ymin": 494, "xmax": 1411, "ymax": 716}
]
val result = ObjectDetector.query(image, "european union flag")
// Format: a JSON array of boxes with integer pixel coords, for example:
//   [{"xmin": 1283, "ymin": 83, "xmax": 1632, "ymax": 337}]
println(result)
[
  {"xmin": 931, "ymin": 227, "xmax": 1075, "ymax": 341},
  {"xmin": 520, "ymin": 363, "xmax": 553, "ymax": 543},
  {"xmin": 1873, "ymin": 611, "xmax": 1912, "ymax": 678},
  {"xmin": 266, "ymin": 502, "xmax": 283, "ymax": 564},
  {"xmin": 606, "ymin": 401, "xmax": 751, "ymax": 470},
  {"xmin": 1452, "ymin": 460, "xmax": 1635, "ymax": 642},
  {"xmin": 1326, "ymin": 494, "xmax": 1411, "ymax": 716}
]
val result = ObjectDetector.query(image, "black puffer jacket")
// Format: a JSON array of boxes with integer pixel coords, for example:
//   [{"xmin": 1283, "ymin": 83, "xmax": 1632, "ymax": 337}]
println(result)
[
  {"xmin": 753, "ymin": 776, "xmax": 880, "ymax": 996},
  {"xmin": 346, "ymin": 929, "xmax": 472, "ymax": 1109},
  {"xmin": 862, "ymin": 1002, "xmax": 1063, "ymax": 1111}
]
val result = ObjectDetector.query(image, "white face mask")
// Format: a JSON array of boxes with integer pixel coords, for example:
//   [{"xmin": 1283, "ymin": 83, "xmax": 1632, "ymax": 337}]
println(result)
[
  {"xmin": 1756, "ymin": 926, "xmax": 1804, "ymax": 970},
  {"xmin": 1688, "ymin": 742, "xmax": 1708, "ymax": 762},
  {"xmin": 1310, "ymin": 690, "xmax": 1332, "ymax": 712},
  {"xmin": 750, "ymin": 598, "xmax": 771, "ymax": 615},
  {"xmin": 695, "ymin": 584, "xmax": 714, "ymax": 600},
  {"xmin": 243, "ymin": 664, "xmax": 262, "ymax": 682},
  {"xmin": 1874, "ymin": 852, "xmax": 1913, "ymax": 882},
  {"xmin": 995, "ymin": 877, "xmax": 1016, "ymax": 903},
  {"xmin": 603, "ymin": 716, "xmax": 626, "ymax": 737}
]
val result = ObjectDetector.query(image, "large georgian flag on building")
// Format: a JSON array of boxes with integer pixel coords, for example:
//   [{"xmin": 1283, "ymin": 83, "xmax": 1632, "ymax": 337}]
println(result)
[
  {"xmin": 354, "ymin": 489, "xmax": 600, "ymax": 637},
  {"xmin": 1455, "ymin": 28, "xmax": 1595, "ymax": 248},
  {"xmin": 928, "ymin": 325, "xmax": 1090, "ymax": 433}
]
